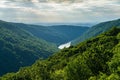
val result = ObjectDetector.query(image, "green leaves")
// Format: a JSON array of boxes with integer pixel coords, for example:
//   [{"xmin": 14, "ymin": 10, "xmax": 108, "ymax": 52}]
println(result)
[
  {"xmin": 0, "ymin": 21, "xmax": 58, "ymax": 76},
  {"xmin": 1, "ymin": 28, "xmax": 120, "ymax": 80}
]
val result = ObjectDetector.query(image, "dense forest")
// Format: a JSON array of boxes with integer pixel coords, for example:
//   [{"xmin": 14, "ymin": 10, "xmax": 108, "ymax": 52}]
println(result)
[
  {"xmin": 0, "ymin": 20, "xmax": 58, "ymax": 76},
  {"xmin": 1, "ymin": 27, "xmax": 120, "ymax": 80},
  {"xmin": 0, "ymin": 19, "xmax": 89, "ymax": 76},
  {"xmin": 12, "ymin": 22, "xmax": 89, "ymax": 45},
  {"xmin": 72, "ymin": 19, "xmax": 120, "ymax": 45}
]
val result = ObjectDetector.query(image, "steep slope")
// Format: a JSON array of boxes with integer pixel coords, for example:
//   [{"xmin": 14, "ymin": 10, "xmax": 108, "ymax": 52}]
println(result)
[
  {"xmin": 48, "ymin": 25, "xmax": 89, "ymax": 44},
  {"xmin": 1, "ymin": 27, "xmax": 120, "ymax": 80},
  {"xmin": 0, "ymin": 20, "xmax": 58, "ymax": 76},
  {"xmin": 12, "ymin": 23, "xmax": 89, "ymax": 45},
  {"xmin": 72, "ymin": 18, "xmax": 120, "ymax": 45}
]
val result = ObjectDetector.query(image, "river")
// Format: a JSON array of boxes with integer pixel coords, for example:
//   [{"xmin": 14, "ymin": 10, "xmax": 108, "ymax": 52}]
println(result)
[{"xmin": 58, "ymin": 42, "xmax": 71, "ymax": 49}]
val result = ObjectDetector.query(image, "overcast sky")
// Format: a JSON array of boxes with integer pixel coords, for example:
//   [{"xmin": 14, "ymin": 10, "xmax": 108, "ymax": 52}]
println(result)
[{"xmin": 0, "ymin": 0, "xmax": 120, "ymax": 23}]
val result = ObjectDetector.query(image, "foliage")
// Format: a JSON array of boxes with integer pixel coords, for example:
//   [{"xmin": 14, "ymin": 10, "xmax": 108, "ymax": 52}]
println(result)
[
  {"xmin": 1, "ymin": 27, "xmax": 120, "ymax": 80},
  {"xmin": 14, "ymin": 23, "xmax": 89, "ymax": 45},
  {"xmin": 72, "ymin": 18, "xmax": 120, "ymax": 45},
  {"xmin": 0, "ymin": 20, "xmax": 58, "ymax": 76}
]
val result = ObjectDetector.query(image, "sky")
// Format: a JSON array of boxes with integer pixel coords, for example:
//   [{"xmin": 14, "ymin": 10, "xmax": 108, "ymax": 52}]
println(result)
[{"xmin": 0, "ymin": 0, "xmax": 120, "ymax": 23}]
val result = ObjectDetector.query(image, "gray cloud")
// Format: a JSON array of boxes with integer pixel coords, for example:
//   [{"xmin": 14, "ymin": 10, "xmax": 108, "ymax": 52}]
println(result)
[{"xmin": 0, "ymin": 0, "xmax": 120, "ymax": 23}]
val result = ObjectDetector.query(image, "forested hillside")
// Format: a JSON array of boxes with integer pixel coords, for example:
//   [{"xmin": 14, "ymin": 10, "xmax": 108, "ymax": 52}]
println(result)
[
  {"xmin": 13, "ymin": 23, "xmax": 89, "ymax": 45},
  {"xmin": 72, "ymin": 18, "xmax": 120, "ymax": 45},
  {"xmin": 0, "ymin": 20, "xmax": 58, "ymax": 76},
  {"xmin": 1, "ymin": 27, "xmax": 120, "ymax": 80}
]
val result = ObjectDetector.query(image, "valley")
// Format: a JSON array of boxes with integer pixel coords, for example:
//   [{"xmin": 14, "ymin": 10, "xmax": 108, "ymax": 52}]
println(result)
[
  {"xmin": 1, "ymin": 26, "xmax": 120, "ymax": 80},
  {"xmin": 0, "ymin": 20, "xmax": 89, "ymax": 76},
  {"xmin": 0, "ymin": 0, "xmax": 120, "ymax": 80}
]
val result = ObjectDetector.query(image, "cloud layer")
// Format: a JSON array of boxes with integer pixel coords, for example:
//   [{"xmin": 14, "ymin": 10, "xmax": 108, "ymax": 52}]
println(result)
[{"xmin": 0, "ymin": 0, "xmax": 120, "ymax": 23}]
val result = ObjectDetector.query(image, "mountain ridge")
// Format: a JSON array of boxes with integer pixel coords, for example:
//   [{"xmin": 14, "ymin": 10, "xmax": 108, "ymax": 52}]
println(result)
[
  {"xmin": 72, "ymin": 18, "xmax": 120, "ymax": 45},
  {"xmin": 0, "ymin": 20, "xmax": 58, "ymax": 76},
  {"xmin": 13, "ymin": 22, "xmax": 89, "ymax": 45}
]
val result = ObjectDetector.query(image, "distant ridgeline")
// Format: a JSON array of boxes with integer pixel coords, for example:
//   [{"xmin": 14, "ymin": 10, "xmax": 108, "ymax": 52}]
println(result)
[
  {"xmin": 1, "ymin": 27, "xmax": 120, "ymax": 80},
  {"xmin": 72, "ymin": 18, "xmax": 120, "ymax": 45},
  {"xmin": 13, "ymin": 23, "xmax": 89, "ymax": 45}
]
